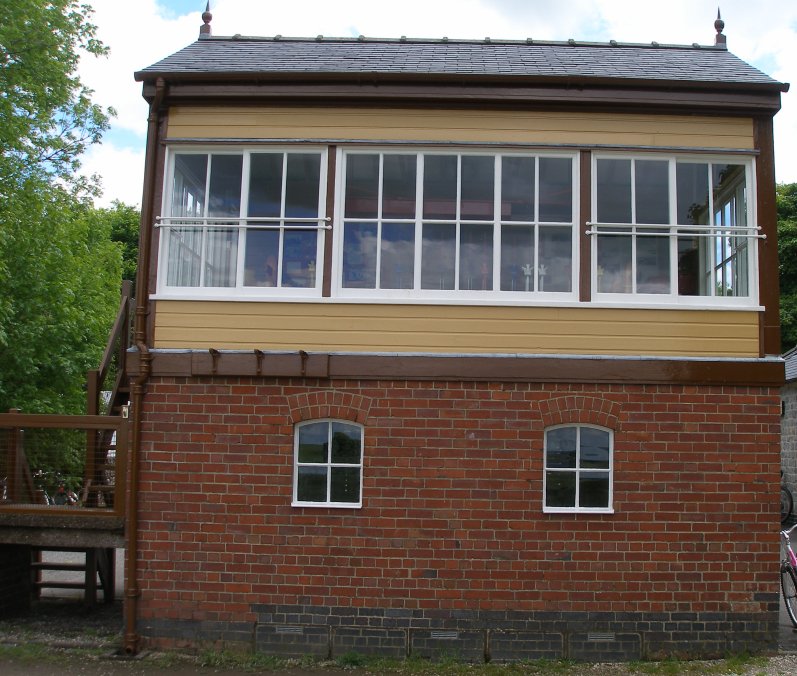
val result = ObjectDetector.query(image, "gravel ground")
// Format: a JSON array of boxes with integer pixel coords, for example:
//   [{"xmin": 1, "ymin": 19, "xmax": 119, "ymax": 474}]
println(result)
[{"xmin": 3, "ymin": 600, "xmax": 797, "ymax": 674}]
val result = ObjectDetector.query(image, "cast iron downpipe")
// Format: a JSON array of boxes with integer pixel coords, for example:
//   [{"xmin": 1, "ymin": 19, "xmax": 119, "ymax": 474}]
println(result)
[{"xmin": 123, "ymin": 77, "xmax": 165, "ymax": 656}]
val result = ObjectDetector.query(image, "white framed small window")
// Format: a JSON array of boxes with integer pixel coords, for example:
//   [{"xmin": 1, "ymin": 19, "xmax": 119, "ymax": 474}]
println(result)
[
  {"xmin": 335, "ymin": 149, "xmax": 578, "ymax": 302},
  {"xmin": 543, "ymin": 425, "xmax": 613, "ymax": 513},
  {"xmin": 292, "ymin": 420, "xmax": 363, "ymax": 508}
]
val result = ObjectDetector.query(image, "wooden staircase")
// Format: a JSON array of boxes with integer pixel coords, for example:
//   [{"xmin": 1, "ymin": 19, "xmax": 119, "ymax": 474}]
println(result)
[
  {"xmin": 83, "ymin": 280, "xmax": 132, "ymax": 510},
  {"xmin": 0, "ymin": 281, "xmax": 133, "ymax": 611},
  {"xmin": 32, "ymin": 547, "xmax": 116, "ymax": 605}
]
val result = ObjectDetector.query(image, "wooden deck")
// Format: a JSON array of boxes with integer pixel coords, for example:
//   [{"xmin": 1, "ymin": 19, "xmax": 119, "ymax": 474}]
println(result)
[{"xmin": 0, "ymin": 510, "xmax": 124, "ymax": 548}]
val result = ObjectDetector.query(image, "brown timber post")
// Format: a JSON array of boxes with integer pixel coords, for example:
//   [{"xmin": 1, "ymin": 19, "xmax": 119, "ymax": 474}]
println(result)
[
  {"xmin": 85, "ymin": 370, "xmax": 100, "ymax": 507},
  {"xmin": 6, "ymin": 409, "xmax": 23, "ymax": 503}
]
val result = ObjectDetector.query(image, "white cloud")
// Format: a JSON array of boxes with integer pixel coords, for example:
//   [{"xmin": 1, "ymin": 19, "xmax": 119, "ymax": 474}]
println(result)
[
  {"xmin": 77, "ymin": 0, "xmax": 797, "ymax": 206},
  {"xmin": 79, "ymin": 1, "xmax": 201, "ymax": 136},
  {"xmin": 79, "ymin": 142, "xmax": 146, "ymax": 208}
]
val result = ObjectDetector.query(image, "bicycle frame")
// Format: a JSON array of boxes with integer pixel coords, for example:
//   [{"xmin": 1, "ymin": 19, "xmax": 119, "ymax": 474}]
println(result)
[{"xmin": 781, "ymin": 523, "xmax": 797, "ymax": 627}]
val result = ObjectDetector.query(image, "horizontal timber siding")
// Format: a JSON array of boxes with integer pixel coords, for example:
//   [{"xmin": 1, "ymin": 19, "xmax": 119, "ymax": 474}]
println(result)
[
  {"xmin": 165, "ymin": 107, "xmax": 754, "ymax": 150},
  {"xmin": 152, "ymin": 302, "xmax": 760, "ymax": 357}
]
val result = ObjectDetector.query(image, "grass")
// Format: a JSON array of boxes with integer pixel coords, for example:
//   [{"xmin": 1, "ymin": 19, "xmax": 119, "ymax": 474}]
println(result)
[
  {"xmin": 0, "ymin": 643, "xmax": 55, "ymax": 662},
  {"xmin": 0, "ymin": 641, "xmax": 777, "ymax": 675},
  {"xmin": 627, "ymin": 653, "xmax": 769, "ymax": 675},
  {"xmin": 197, "ymin": 648, "xmax": 323, "ymax": 671}
]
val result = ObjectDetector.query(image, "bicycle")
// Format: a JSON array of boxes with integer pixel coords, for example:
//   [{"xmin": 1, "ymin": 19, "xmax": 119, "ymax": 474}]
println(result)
[
  {"xmin": 781, "ymin": 523, "xmax": 797, "ymax": 626},
  {"xmin": 782, "ymin": 471, "xmax": 794, "ymax": 525}
]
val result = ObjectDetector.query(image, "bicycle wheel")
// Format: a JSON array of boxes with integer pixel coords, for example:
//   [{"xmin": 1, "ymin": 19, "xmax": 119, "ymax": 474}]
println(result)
[
  {"xmin": 783, "ymin": 485, "xmax": 794, "ymax": 524},
  {"xmin": 781, "ymin": 564, "xmax": 797, "ymax": 627}
]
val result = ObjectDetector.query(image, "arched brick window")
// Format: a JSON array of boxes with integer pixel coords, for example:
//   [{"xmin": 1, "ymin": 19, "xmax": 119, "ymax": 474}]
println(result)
[
  {"xmin": 543, "ymin": 424, "xmax": 613, "ymax": 513},
  {"xmin": 292, "ymin": 419, "xmax": 364, "ymax": 508}
]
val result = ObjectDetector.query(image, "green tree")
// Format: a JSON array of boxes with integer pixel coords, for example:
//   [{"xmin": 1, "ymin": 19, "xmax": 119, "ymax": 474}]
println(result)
[
  {"xmin": 0, "ymin": 1, "xmax": 120, "ymax": 415},
  {"xmin": 0, "ymin": 179, "xmax": 122, "ymax": 413},
  {"xmin": 778, "ymin": 183, "xmax": 797, "ymax": 352},
  {"xmin": 0, "ymin": 0, "xmax": 111, "ymax": 184},
  {"xmin": 94, "ymin": 201, "xmax": 140, "ymax": 291}
]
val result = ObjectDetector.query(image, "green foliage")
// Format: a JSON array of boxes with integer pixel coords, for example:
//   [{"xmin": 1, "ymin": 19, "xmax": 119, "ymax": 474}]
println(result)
[
  {"xmin": 0, "ymin": 178, "xmax": 122, "ymax": 413},
  {"xmin": 0, "ymin": 1, "xmax": 122, "ymax": 415},
  {"xmin": 0, "ymin": 0, "xmax": 112, "ymax": 185},
  {"xmin": 197, "ymin": 648, "xmax": 296, "ymax": 670},
  {"xmin": 778, "ymin": 183, "xmax": 797, "ymax": 351},
  {"xmin": 92, "ymin": 200, "xmax": 140, "ymax": 292},
  {"xmin": 336, "ymin": 650, "xmax": 368, "ymax": 667}
]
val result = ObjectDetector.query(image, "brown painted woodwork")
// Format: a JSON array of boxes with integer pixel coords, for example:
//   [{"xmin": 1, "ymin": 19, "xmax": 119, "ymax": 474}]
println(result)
[
  {"xmin": 754, "ymin": 117, "xmax": 781, "ymax": 356},
  {"xmin": 125, "ymin": 349, "xmax": 784, "ymax": 387}
]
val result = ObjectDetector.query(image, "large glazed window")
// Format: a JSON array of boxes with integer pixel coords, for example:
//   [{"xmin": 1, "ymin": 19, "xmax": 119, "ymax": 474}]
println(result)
[
  {"xmin": 544, "ymin": 425, "xmax": 613, "ymax": 513},
  {"xmin": 591, "ymin": 155, "xmax": 757, "ymax": 304},
  {"xmin": 338, "ymin": 151, "xmax": 577, "ymax": 299},
  {"xmin": 159, "ymin": 149, "xmax": 326, "ymax": 296},
  {"xmin": 293, "ymin": 420, "xmax": 363, "ymax": 508}
]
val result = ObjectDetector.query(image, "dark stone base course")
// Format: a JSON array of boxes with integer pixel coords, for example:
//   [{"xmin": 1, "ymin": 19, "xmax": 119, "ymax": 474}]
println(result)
[
  {"xmin": 141, "ymin": 618, "xmax": 253, "ymax": 649},
  {"xmin": 489, "ymin": 631, "xmax": 563, "ymax": 661},
  {"xmin": 256, "ymin": 624, "xmax": 328, "ymax": 657},
  {"xmin": 411, "ymin": 629, "xmax": 484, "ymax": 662},
  {"xmin": 569, "ymin": 633, "xmax": 641, "ymax": 662},
  {"xmin": 139, "ymin": 604, "xmax": 778, "ymax": 662},
  {"xmin": 332, "ymin": 627, "xmax": 406, "ymax": 659}
]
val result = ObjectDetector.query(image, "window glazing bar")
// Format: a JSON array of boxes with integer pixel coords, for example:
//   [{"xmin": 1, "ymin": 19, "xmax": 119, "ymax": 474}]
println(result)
[{"xmin": 156, "ymin": 216, "xmax": 332, "ymax": 229}]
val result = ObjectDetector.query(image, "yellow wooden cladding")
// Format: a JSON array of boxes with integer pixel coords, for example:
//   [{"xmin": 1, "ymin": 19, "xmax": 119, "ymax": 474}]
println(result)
[
  {"xmin": 166, "ymin": 106, "xmax": 754, "ymax": 150},
  {"xmin": 152, "ymin": 301, "xmax": 760, "ymax": 357}
]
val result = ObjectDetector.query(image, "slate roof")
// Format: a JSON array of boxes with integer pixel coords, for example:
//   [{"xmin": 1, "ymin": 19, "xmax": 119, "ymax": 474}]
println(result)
[{"xmin": 136, "ymin": 36, "xmax": 786, "ymax": 90}]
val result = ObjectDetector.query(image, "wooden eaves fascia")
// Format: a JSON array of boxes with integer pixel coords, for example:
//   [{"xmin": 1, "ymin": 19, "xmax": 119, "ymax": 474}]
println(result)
[
  {"xmin": 125, "ymin": 349, "xmax": 785, "ymax": 388},
  {"xmin": 136, "ymin": 72, "xmax": 786, "ymax": 116}
]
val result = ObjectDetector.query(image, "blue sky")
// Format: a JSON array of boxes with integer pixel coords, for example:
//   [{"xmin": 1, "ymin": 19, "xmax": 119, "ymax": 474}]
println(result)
[
  {"xmin": 78, "ymin": 0, "xmax": 796, "ymax": 206},
  {"xmin": 158, "ymin": 0, "xmax": 205, "ymax": 17}
]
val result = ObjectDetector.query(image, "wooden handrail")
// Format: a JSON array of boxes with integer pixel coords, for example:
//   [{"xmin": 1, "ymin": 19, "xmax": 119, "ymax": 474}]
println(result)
[
  {"xmin": 0, "ymin": 413, "xmax": 123, "ymax": 430},
  {"xmin": 97, "ymin": 279, "xmax": 132, "ymax": 390}
]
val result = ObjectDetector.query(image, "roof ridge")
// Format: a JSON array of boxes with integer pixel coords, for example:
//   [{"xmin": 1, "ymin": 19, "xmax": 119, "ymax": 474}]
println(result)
[{"xmin": 209, "ymin": 34, "xmax": 726, "ymax": 51}]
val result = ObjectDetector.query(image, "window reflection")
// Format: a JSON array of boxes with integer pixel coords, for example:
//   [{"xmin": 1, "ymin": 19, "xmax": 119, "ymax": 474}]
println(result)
[
  {"xmin": 295, "ymin": 421, "xmax": 363, "ymax": 507},
  {"xmin": 460, "ymin": 156, "xmax": 494, "ymax": 221},
  {"xmin": 382, "ymin": 155, "xmax": 416, "ymax": 219},
  {"xmin": 539, "ymin": 158, "xmax": 573, "ymax": 223},
  {"xmin": 342, "ymin": 222, "xmax": 377, "ymax": 288},
  {"xmin": 594, "ymin": 156, "xmax": 750, "ymax": 299},
  {"xmin": 421, "ymin": 223, "xmax": 456, "ymax": 290},
  {"xmin": 165, "ymin": 151, "xmax": 323, "ymax": 292},
  {"xmin": 544, "ymin": 425, "xmax": 612, "ymax": 511},
  {"xmin": 381, "ymin": 223, "xmax": 415, "ymax": 289},
  {"xmin": 423, "ymin": 155, "xmax": 457, "ymax": 219},
  {"xmin": 341, "ymin": 151, "xmax": 575, "ymax": 295}
]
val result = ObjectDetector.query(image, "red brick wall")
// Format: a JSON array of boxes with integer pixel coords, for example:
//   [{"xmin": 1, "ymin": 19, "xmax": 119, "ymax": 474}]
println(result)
[{"xmin": 136, "ymin": 377, "xmax": 780, "ymax": 636}]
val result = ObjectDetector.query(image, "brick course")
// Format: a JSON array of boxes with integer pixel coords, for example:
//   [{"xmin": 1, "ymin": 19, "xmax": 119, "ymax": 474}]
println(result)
[
  {"xmin": 135, "ymin": 377, "xmax": 781, "ymax": 659},
  {"xmin": 782, "ymin": 384, "xmax": 797, "ymax": 498}
]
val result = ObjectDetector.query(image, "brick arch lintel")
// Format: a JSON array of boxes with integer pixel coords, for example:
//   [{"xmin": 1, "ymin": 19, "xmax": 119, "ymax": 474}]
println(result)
[
  {"xmin": 287, "ymin": 390, "xmax": 372, "ymax": 425},
  {"xmin": 538, "ymin": 395, "xmax": 621, "ymax": 430}
]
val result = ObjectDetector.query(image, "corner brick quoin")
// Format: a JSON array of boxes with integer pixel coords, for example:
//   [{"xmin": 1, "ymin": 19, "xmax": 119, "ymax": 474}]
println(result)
[
  {"xmin": 287, "ymin": 390, "xmax": 372, "ymax": 425},
  {"xmin": 538, "ymin": 395, "xmax": 622, "ymax": 429}
]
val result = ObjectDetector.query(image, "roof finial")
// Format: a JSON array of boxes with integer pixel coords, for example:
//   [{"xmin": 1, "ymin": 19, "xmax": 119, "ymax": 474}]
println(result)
[
  {"xmin": 714, "ymin": 8, "xmax": 727, "ymax": 48},
  {"xmin": 199, "ymin": 2, "xmax": 212, "ymax": 39}
]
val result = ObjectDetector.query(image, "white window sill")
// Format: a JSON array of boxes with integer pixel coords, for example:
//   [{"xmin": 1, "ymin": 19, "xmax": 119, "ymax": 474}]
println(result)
[
  {"xmin": 291, "ymin": 501, "xmax": 362, "ymax": 509},
  {"xmin": 543, "ymin": 507, "xmax": 615, "ymax": 514},
  {"xmin": 151, "ymin": 291, "xmax": 763, "ymax": 312}
]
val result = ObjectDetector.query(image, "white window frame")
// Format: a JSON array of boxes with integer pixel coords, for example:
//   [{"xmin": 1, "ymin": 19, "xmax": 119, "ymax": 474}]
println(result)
[
  {"xmin": 589, "ymin": 152, "xmax": 759, "ymax": 308},
  {"xmin": 332, "ymin": 148, "xmax": 579, "ymax": 303},
  {"xmin": 543, "ymin": 424, "xmax": 614, "ymax": 514},
  {"xmin": 156, "ymin": 146, "xmax": 328, "ymax": 300},
  {"xmin": 292, "ymin": 419, "xmax": 364, "ymax": 508}
]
